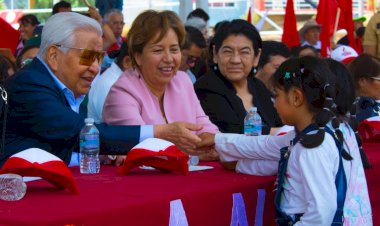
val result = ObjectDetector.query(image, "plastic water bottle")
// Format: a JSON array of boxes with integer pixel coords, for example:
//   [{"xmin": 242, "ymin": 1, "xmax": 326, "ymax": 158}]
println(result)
[
  {"xmin": 80, "ymin": 118, "xmax": 100, "ymax": 174},
  {"xmin": 0, "ymin": 174, "xmax": 27, "ymax": 201},
  {"xmin": 244, "ymin": 107, "xmax": 262, "ymax": 136}
]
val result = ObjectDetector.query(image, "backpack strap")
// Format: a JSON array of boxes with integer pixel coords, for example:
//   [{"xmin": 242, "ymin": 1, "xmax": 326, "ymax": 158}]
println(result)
[
  {"xmin": 275, "ymin": 124, "xmax": 347, "ymax": 226},
  {"xmin": 324, "ymin": 126, "xmax": 347, "ymax": 225}
]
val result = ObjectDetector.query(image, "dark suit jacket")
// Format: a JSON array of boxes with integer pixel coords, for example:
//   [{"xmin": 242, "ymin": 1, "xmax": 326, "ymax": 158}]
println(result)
[
  {"xmin": 0, "ymin": 58, "xmax": 140, "ymax": 166},
  {"xmin": 194, "ymin": 68, "xmax": 283, "ymax": 134}
]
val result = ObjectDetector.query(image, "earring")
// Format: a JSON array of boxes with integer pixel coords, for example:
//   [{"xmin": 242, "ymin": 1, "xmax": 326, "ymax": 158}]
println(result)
[
  {"xmin": 252, "ymin": 68, "xmax": 257, "ymax": 74},
  {"xmin": 213, "ymin": 64, "xmax": 218, "ymax": 71}
]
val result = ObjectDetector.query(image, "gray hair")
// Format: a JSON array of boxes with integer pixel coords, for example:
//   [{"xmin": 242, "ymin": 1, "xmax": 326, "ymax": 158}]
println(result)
[
  {"xmin": 38, "ymin": 12, "xmax": 102, "ymax": 58},
  {"xmin": 103, "ymin": 9, "xmax": 123, "ymax": 23},
  {"xmin": 185, "ymin": 17, "xmax": 207, "ymax": 32}
]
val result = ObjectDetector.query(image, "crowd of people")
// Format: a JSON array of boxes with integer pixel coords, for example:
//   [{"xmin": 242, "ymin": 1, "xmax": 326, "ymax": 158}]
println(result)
[{"xmin": 0, "ymin": 1, "xmax": 379, "ymax": 225}]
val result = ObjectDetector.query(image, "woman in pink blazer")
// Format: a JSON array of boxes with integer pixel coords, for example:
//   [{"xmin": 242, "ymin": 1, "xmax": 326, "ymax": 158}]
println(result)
[{"xmin": 103, "ymin": 10, "xmax": 219, "ymax": 160}]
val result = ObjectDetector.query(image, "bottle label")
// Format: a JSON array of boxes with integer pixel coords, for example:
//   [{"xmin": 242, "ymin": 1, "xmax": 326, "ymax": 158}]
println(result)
[
  {"xmin": 80, "ymin": 134, "xmax": 99, "ymax": 149},
  {"xmin": 244, "ymin": 124, "xmax": 262, "ymax": 136}
]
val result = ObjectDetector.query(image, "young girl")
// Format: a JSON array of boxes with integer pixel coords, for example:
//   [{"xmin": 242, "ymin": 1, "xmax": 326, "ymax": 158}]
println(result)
[{"xmin": 199, "ymin": 56, "xmax": 372, "ymax": 225}]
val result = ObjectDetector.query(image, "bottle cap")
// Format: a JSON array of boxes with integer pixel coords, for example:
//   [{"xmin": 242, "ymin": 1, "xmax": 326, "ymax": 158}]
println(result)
[
  {"xmin": 84, "ymin": 118, "xmax": 94, "ymax": 124},
  {"xmin": 250, "ymin": 107, "xmax": 257, "ymax": 112}
]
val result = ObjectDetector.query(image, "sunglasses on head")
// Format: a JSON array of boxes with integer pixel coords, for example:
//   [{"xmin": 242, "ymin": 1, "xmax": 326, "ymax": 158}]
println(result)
[
  {"xmin": 370, "ymin": 76, "xmax": 380, "ymax": 81},
  {"xmin": 55, "ymin": 44, "xmax": 105, "ymax": 66}
]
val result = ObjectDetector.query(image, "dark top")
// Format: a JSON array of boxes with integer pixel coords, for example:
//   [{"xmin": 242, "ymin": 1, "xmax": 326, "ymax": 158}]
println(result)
[
  {"xmin": 0, "ymin": 58, "xmax": 140, "ymax": 166},
  {"xmin": 356, "ymin": 96, "xmax": 380, "ymax": 122},
  {"xmin": 194, "ymin": 68, "xmax": 283, "ymax": 134}
]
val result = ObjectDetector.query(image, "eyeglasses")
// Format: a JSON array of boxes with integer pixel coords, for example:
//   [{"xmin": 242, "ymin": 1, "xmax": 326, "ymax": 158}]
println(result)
[
  {"xmin": 186, "ymin": 55, "xmax": 200, "ymax": 66},
  {"xmin": 55, "ymin": 44, "xmax": 105, "ymax": 66},
  {"xmin": 110, "ymin": 21, "xmax": 125, "ymax": 26}
]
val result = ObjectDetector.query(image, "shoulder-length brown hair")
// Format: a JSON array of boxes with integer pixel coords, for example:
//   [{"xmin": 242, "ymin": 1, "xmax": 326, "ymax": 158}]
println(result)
[{"xmin": 127, "ymin": 10, "xmax": 185, "ymax": 68}]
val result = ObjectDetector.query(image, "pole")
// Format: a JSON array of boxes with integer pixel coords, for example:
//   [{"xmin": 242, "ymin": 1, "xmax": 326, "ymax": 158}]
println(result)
[{"xmin": 332, "ymin": 8, "xmax": 341, "ymax": 43}]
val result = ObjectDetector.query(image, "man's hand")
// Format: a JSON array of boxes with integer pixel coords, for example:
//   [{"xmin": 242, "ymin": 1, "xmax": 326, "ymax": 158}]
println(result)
[
  {"xmin": 88, "ymin": 6, "xmax": 103, "ymax": 24},
  {"xmin": 154, "ymin": 122, "xmax": 203, "ymax": 155}
]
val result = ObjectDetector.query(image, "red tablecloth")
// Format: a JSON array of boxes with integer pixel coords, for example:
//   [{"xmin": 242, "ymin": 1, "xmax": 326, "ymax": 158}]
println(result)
[
  {"xmin": 363, "ymin": 143, "xmax": 380, "ymax": 226},
  {"xmin": 0, "ymin": 162, "xmax": 276, "ymax": 226}
]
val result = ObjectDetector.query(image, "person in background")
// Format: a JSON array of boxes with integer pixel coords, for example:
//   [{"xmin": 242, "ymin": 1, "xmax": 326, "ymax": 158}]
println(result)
[
  {"xmin": 180, "ymin": 26, "xmax": 207, "ymax": 83},
  {"xmin": 103, "ymin": 9, "xmax": 125, "ymax": 52},
  {"xmin": 194, "ymin": 19, "xmax": 282, "ymax": 134},
  {"xmin": 298, "ymin": 20, "xmax": 322, "ymax": 51},
  {"xmin": 15, "ymin": 34, "xmax": 41, "ymax": 69},
  {"xmin": 255, "ymin": 41, "xmax": 290, "ymax": 94},
  {"xmin": 347, "ymin": 54, "xmax": 380, "ymax": 122},
  {"xmin": 363, "ymin": 11, "xmax": 380, "ymax": 58},
  {"xmin": 0, "ymin": 12, "xmax": 205, "ymax": 167},
  {"xmin": 88, "ymin": 41, "xmax": 132, "ymax": 123},
  {"xmin": 102, "ymin": 10, "xmax": 219, "ymax": 161},
  {"xmin": 185, "ymin": 9, "xmax": 211, "ymax": 80},
  {"xmin": 290, "ymin": 45, "xmax": 320, "ymax": 57},
  {"xmin": 186, "ymin": 8, "xmax": 210, "ymax": 24},
  {"xmin": 0, "ymin": 55, "xmax": 17, "ymax": 84},
  {"xmin": 52, "ymin": 0, "xmax": 72, "ymax": 15},
  {"xmin": 185, "ymin": 17, "xmax": 209, "ymax": 41},
  {"xmin": 86, "ymin": 6, "xmax": 117, "ymax": 52},
  {"xmin": 16, "ymin": 14, "xmax": 40, "ymax": 57},
  {"xmin": 100, "ymin": 9, "xmax": 126, "ymax": 71},
  {"xmin": 337, "ymin": 16, "xmax": 366, "ymax": 52}
]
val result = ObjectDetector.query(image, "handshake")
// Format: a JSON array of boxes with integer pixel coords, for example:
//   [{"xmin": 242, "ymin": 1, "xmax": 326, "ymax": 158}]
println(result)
[{"xmin": 154, "ymin": 122, "xmax": 218, "ymax": 161}]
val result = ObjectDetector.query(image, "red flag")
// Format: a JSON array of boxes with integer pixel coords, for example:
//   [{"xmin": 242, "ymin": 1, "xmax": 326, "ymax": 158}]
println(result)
[
  {"xmin": 317, "ymin": 0, "xmax": 358, "ymax": 56},
  {"xmin": 247, "ymin": 6, "xmax": 252, "ymax": 24},
  {"xmin": 336, "ymin": 0, "xmax": 358, "ymax": 52},
  {"xmin": 0, "ymin": 17, "xmax": 20, "ymax": 55},
  {"xmin": 316, "ymin": 0, "xmax": 338, "ymax": 57},
  {"xmin": 282, "ymin": 0, "xmax": 300, "ymax": 49}
]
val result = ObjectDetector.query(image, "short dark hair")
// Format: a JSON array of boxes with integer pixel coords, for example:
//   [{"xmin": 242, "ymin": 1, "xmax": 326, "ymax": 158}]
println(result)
[
  {"xmin": 213, "ymin": 19, "xmax": 262, "ymax": 57},
  {"xmin": 290, "ymin": 45, "xmax": 319, "ymax": 57},
  {"xmin": 182, "ymin": 26, "xmax": 206, "ymax": 50},
  {"xmin": 258, "ymin": 41, "xmax": 290, "ymax": 69},
  {"xmin": 347, "ymin": 54, "xmax": 380, "ymax": 90},
  {"xmin": 18, "ymin": 14, "xmax": 40, "ymax": 26},
  {"xmin": 52, "ymin": 1, "xmax": 71, "ymax": 15},
  {"xmin": 186, "ymin": 8, "xmax": 209, "ymax": 22}
]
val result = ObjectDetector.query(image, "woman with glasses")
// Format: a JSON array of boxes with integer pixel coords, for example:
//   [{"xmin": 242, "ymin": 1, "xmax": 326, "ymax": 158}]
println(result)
[
  {"xmin": 347, "ymin": 54, "xmax": 380, "ymax": 122},
  {"xmin": 102, "ymin": 10, "xmax": 219, "ymax": 161},
  {"xmin": 194, "ymin": 19, "xmax": 282, "ymax": 134}
]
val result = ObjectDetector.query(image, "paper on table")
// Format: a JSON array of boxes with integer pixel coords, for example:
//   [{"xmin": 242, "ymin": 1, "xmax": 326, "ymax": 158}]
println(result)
[
  {"xmin": 23, "ymin": 177, "xmax": 42, "ymax": 182},
  {"xmin": 140, "ymin": 165, "xmax": 214, "ymax": 172}
]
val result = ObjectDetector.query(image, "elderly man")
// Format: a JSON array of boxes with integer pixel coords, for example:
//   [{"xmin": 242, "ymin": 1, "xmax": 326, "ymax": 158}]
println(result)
[
  {"xmin": 104, "ymin": 9, "xmax": 125, "ymax": 52},
  {"xmin": 0, "ymin": 12, "xmax": 205, "ymax": 167}
]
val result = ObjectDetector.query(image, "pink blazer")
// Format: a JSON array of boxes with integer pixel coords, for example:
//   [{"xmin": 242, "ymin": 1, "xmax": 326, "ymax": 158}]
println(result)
[{"xmin": 102, "ymin": 69, "xmax": 219, "ymax": 134}]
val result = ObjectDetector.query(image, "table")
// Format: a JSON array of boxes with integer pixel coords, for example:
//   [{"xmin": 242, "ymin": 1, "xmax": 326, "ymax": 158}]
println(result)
[
  {"xmin": 0, "ymin": 162, "xmax": 277, "ymax": 226},
  {"xmin": 363, "ymin": 142, "xmax": 380, "ymax": 226}
]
